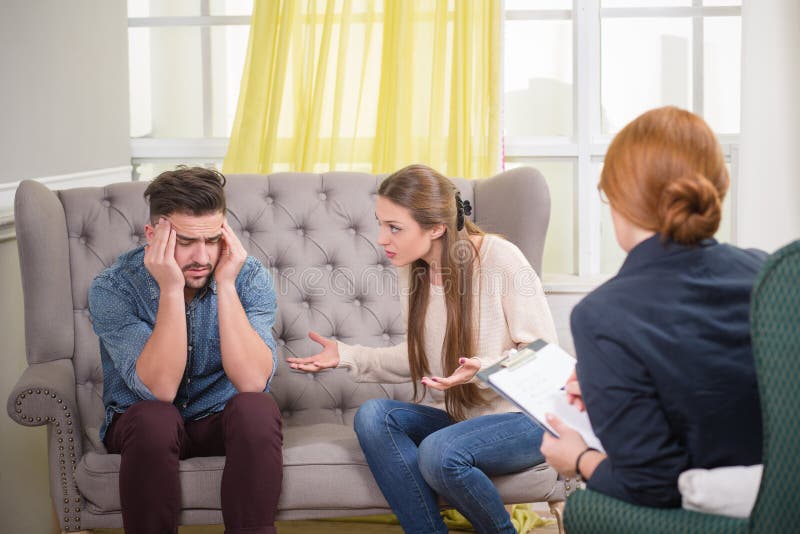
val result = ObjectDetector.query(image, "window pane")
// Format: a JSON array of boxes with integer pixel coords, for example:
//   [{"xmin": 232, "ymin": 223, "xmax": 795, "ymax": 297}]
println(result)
[
  {"xmin": 128, "ymin": 0, "xmax": 254, "ymax": 17},
  {"xmin": 506, "ymin": 0, "xmax": 571, "ymax": 9},
  {"xmin": 210, "ymin": 26, "xmax": 250, "ymax": 137},
  {"xmin": 703, "ymin": 17, "xmax": 740, "ymax": 134},
  {"xmin": 602, "ymin": 0, "xmax": 691, "ymax": 6},
  {"xmin": 594, "ymin": 164, "xmax": 625, "ymax": 274},
  {"xmin": 601, "ymin": 18, "xmax": 692, "ymax": 134},
  {"xmin": 129, "ymin": 27, "xmax": 204, "ymax": 138},
  {"xmin": 600, "ymin": 206, "xmax": 627, "ymax": 275},
  {"xmin": 504, "ymin": 21, "xmax": 573, "ymax": 137},
  {"xmin": 716, "ymin": 163, "xmax": 734, "ymax": 243},
  {"xmin": 702, "ymin": 0, "xmax": 741, "ymax": 6},
  {"xmin": 128, "ymin": 0, "xmax": 202, "ymax": 17},
  {"xmin": 127, "ymin": 0, "xmax": 149, "ymax": 17},
  {"xmin": 506, "ymin": 160, "xmax": 575, "ymax": 275},
  {"xmin": 129, "ymin": 28, "xmax": 152, "ymax": 137},
  {"xmin": 210, "ymin": 0, "xmax": 253, "ymax": 16}
]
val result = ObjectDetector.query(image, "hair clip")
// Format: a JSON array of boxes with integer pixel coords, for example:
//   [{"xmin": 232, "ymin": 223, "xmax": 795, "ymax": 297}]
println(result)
[{"xmin": 455, "ymin": 193, "xmax": 471, "ymax": 231}]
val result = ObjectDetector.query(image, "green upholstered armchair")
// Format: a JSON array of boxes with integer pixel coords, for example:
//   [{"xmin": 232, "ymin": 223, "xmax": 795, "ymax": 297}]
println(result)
[{"xmin": 563, "ymin": 239, "xmax": 800, "ymax": 534}]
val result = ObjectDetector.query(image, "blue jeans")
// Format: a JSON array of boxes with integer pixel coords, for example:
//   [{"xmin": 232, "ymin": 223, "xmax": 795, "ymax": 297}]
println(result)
[{"xmin": 354, "ymin": 399, "xmax": 545, "ymax": 534}]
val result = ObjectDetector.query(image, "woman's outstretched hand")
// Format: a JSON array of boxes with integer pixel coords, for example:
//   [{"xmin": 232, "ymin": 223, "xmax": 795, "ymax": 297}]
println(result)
[
  {"xmin": 287, "ymin": 331, "xmax": 340, "ymax": 372},
  {"xmin": 421, "ymin": 357, "xmax": 481, "ymax": 391}
]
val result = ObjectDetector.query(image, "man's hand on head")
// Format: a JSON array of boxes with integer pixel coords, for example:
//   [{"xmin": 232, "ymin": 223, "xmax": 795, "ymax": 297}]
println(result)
[
  {"xmin": 214, "ymin": 219, "xmax": 247, "ymax": 287},
  {"xmin": 144, "ymin": 217, "xmax": 185, "ymax": 292}
]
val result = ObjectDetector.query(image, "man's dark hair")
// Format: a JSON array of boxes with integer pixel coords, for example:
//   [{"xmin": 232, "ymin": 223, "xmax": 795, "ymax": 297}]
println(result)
[{"xmin": 144, "ymin": 166, "xmax": 227, "ymax": 223}]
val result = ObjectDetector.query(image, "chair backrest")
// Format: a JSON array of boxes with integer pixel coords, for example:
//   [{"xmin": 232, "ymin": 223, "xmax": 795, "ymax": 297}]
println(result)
[
  {"xmin": 14, "ymin": 169, "xmax": 550, "ymax": 453},
  {"xmin": 749, "ymin": 239, "xmax": 800, "ymax": 531}
]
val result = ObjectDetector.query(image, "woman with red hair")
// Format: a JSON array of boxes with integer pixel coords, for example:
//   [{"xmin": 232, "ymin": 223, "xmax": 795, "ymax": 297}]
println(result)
[{"xmin": 541, "ymin": 106, "xmax": 764, "ymax": 508}]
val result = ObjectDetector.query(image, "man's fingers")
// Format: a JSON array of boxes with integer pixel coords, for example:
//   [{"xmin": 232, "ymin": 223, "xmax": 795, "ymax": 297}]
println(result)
[
  {"xmin": 221, "ymin": 220, "xmax": 244, "ymax": 253},
  {"xmin": 220, "ymin": 224, "xmax": 232, "ymax": 254},
  {"xmin": 151, "ymin": 218, "xmax": 171, "ymax": 260},
  {"xmin": 166, "ymin": 228, "xmax": 177, "ymax": 259}
]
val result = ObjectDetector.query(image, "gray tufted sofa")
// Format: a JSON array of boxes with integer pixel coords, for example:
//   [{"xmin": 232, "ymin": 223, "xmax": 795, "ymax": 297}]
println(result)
[{"xmin": 7, "ymin": 168, "xmax": 569, "ymax": 532}]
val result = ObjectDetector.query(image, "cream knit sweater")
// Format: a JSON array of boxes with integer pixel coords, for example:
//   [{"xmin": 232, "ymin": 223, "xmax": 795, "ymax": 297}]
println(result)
[{"xmin": 337, "ymin": 234, "xmax": 558, "ymax": 418}]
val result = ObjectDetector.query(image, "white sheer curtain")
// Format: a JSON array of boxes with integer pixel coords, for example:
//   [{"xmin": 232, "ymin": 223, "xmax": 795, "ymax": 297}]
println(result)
[{"xmin": 737, "ymin": 0, "xmax": 800, "ymax": 251}]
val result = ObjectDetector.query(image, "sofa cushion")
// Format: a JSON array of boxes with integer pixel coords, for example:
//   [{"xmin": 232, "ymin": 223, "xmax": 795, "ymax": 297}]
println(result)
[
  {"xmin": 76, "ymin": 423, "xmax": 377, "ymax": 512},
  {"xmin": 77, "ymin": 422, "xmax": 562, "ymax": 513}
]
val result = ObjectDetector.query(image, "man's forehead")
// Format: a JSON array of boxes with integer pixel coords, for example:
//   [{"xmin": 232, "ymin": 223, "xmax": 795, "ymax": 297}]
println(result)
[{"xmin": 167, "ymin": 212, "xmax": 224, "ymax": 238}]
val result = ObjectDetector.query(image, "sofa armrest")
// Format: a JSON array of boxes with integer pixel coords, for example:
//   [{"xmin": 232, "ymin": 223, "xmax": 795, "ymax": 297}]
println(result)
[
  {"xmin": 15, "ymin": 180, "xmax": 75, "ymax": 364},
  {"xmin": 7, "ymin": 358, "xmax": 88, "ymax": 531},
  {"xmin": 7, "ymin": 358, "xmax": 82, "ymax": 432},
  {"xmin": 474, "ymin": 167, "xmax": 550, "ymax": 277},
  {"xmin": 563, "ymin": 489, "xmax": 749, "ymax": 534}
]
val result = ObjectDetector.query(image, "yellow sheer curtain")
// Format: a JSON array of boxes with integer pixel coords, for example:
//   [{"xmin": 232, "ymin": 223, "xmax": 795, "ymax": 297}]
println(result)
[{"xmin": 224, "ymin": 0, "xmax": 501, "ymax": 178}]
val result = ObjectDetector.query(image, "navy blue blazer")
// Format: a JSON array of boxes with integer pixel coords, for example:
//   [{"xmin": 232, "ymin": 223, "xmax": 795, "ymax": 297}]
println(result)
[{"xmin": 572, "ymin": 234, "xmax": 765, "ymax": 508}]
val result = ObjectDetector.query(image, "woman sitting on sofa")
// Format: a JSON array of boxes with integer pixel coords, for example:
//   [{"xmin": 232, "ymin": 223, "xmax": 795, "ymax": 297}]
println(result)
[
  {"xmin": 288, "ymin": 163, "xmax": 558, "ymax": 534},
  {"xmin": 540, "ymin": 106, "xmax": 765, "ymax": 508}
]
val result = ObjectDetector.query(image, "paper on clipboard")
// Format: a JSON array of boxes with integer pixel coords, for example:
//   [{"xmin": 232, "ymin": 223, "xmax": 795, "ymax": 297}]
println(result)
[{"xmin": 478, "ymin": 340, "xmax": 605, "ymax": 453}]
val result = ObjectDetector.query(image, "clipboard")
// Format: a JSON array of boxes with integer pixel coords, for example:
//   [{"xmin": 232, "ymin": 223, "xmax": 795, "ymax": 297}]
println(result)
[{"xmin": 477, "ymin": 339, "xmax": 604, "ymax": 453}]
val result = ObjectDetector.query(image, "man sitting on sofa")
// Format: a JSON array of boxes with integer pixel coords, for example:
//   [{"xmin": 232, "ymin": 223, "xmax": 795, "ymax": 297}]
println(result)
[{"xmin": 88, "ymin": 166, "xmax": 283, "ymax": 534}]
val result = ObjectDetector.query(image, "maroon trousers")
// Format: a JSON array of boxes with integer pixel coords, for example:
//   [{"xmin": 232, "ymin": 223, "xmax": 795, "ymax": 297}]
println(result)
[{"xmin": 104, "ymin": 392, "xmax": 283, "ymax": 534}]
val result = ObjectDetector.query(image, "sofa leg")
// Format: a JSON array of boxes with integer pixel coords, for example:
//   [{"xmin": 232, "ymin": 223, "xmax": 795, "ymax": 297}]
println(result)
[{"xmin": 549, "ymin": 501, "xmax": 565, "ymax": 534}]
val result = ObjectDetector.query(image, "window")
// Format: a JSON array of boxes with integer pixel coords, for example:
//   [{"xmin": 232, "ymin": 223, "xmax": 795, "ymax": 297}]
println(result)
[
  {"xmin": 502, "ymin": 0, "xmax": 741, "ymax": 276},
  {"xmin": 128, "ymin": 0, "xmax": 742, "ymax": 277},
  {"xmin": 128, "ymin": 0, "xmax": 252, "ymax": 179}
]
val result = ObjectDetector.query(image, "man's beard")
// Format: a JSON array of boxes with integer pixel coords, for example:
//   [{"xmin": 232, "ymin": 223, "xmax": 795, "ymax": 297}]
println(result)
[{"xmin": 182, "ymin": 262, "xmax": 215, "ymax": 289}]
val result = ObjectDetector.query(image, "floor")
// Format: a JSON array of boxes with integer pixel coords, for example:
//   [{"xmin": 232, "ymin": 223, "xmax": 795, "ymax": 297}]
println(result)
[
  {"xmin": 92, "ymin": 506, "xmax": 560, "ymax": 534},
  {"xmin": 93, "ymin": 521, "xmax": 559, "ymax": 533},
  {"xmin": 96, "ymin": 523, "xmax": 484, "ymax": 534}
]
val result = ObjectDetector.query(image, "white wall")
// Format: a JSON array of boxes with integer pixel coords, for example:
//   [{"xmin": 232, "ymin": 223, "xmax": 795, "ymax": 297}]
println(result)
[
  {"xmin": 0, "ymin": 2, "xmax": 130, "ymax": 532},
  {"xmin": 546, "ymin": 291, "xmax": 585, "ymax": 357},
  {"xmin": 737, "ymin": 0, "xmax": 800, "ymax": 252},
  {"xmin": 0, "ymin": 1, "xmax": 131, "ymax": 184},
  {"xmin": 0, "ymin": 238, "xmax": 52, "ymax": 533}
]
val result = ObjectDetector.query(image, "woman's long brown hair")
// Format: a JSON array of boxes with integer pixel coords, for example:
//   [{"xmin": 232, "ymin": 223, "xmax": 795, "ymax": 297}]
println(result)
[{"xmin": 378, "ymin": 164, "xmax": 489, "ymax": 421}]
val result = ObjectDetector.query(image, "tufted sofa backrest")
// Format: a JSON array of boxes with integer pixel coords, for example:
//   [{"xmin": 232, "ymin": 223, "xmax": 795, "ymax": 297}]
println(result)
[{"xmin": 14, "ymin": 169, "xmax": 550, "ymax": 453}]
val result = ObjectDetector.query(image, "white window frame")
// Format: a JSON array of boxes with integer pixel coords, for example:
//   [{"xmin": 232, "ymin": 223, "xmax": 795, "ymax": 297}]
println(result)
[
  {"xmin": 128, "ymin": 6, "xmax": 248, "ymax": 171},
  {"xmin": 128, "ymin": 0, "xmax": 742, "ymax": 278},
  {"xmin": 503, "ymin": 0, "xmax": 741, "ymax": 276}
]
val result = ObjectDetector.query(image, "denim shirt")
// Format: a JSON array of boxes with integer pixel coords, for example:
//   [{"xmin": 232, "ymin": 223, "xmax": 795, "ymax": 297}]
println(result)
[{"xmin": 89, "ymin": 247, "xmax": 278, "ymax": 441}]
